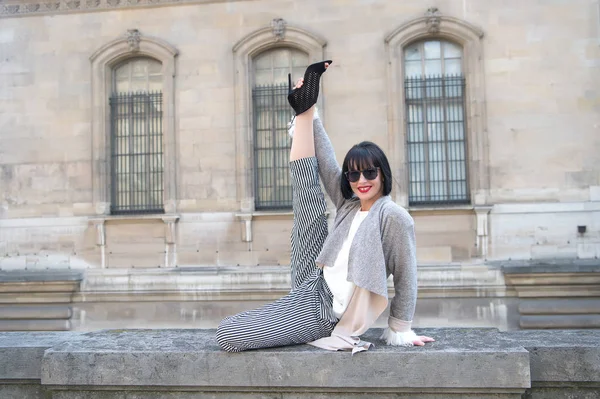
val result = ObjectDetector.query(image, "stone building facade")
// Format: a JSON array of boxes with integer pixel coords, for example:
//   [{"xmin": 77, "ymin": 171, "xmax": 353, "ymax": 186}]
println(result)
[{"xmin": 1, "ymin": 0, "xmax": 599, "ymax": 330}]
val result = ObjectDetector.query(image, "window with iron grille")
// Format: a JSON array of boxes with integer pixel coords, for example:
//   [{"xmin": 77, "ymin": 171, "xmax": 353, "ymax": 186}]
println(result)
[
  {"xmin": 404, "ymin": 40, "xmax": 470, "ymax": 206},
  {"xmin": 109, "ymin": 58, "xmax": 164, "ymax": 215},
  {"xmin": 252, "ymin": 49, "xmax": 308, "ymax": 210}
]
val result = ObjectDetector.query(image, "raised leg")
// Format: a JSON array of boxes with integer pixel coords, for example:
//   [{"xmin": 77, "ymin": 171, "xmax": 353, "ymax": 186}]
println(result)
[{"xmin": 289, "ymin": 157, "xmax": 328, "ymax": 290}]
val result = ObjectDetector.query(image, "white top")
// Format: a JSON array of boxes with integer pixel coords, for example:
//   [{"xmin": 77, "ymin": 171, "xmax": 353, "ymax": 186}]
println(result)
[{"xmin": 323, "ymin": 209, "xmax": 369, "ymax": 319}]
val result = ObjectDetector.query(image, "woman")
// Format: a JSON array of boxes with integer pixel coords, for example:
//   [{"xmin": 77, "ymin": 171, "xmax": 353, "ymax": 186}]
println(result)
[{"xmin": 216, "ymin": 61, "xmax": 434, "ymax": 353}]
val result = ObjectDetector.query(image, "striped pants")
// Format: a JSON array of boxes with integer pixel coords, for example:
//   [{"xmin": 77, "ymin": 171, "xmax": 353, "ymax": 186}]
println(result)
[{"xmin": 216, "ymin": 157, "xmax": 337, "ymax": 352}]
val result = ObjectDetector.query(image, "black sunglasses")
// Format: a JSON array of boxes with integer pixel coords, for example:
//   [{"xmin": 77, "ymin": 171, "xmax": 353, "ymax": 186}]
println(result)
[{"xmin": 344, "ymin": 167, "xmax": 380, "ymax": 183}]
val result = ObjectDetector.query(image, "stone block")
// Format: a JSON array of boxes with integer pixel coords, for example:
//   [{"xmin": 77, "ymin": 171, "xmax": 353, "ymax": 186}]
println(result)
[
  {"xmin": 578, "ymin": 243, "xmax": 600, "ymax": 259},
  {"xmin": 504, "ymin": 330, "xmax": 600, "ymax": 383},
  {"xmin": 0, "ymin": 331, "xmax": 81, "ymax": 379},
  {"xmin": 106, "ymin": 253, "xmax": 164, "ymax": 269},
  {"xmin": 41, "ymin": 328, "xmax": 530, "ymax": 396},
  {"xmin": 591, "ymin": 186, "xmax": 600, "ymax": 201},
  {"xmin": 176, "ymin": 249, "xmax": 218, "ymax": 266},
  {"xmin": 531, "ymin": 244, "xmax": 578, "ymax": 260},
  {"xmin": 416, "ymin": 246, "xmax": 453, "ymax": 264}
]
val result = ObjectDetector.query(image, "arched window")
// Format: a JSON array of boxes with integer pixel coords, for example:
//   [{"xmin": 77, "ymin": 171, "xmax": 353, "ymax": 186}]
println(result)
[
  {"xmin": 232, "ymin": 22, "xmax": 326, "ymax": 217},
  {"xmin": 403, "ymin": 40, "xmax": 469, "ymax": 205},
  {"xmin": 252, "ymin": 48, "xmax": 308, "ymax": 209},
  {"xmin": 385, "ymin": 12, "xmax": 487, "ymax": 209},
  {"xmin": 90, "ymin": 31, "xmax": 178, "ymax": 216},
  {"xmin": 109, "ymin": 57, "xmax": 164, "ymax": 214}
]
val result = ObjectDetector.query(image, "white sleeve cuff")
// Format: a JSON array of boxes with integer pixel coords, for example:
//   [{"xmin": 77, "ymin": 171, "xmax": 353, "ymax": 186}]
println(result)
[
  {"xmin": 388, "ymin": 316, "xmax": 412, "ymax": 333},
  {"xmin": 380, "ymin": 327, "xmax": 417, "ymax": 347}
]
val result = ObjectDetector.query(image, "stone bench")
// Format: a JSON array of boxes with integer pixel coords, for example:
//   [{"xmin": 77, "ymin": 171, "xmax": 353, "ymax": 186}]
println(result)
[{"xmin": 0, "ymin": 328, "xmax": 599, "ymax": 398}]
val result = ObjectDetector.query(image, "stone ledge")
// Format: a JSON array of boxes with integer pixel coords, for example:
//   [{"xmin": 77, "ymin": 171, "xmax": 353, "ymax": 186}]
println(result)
[
  {"xmin": 520, "ymin": 315, "xmax": 600, "ymax": 329},
  {"xmin": 0, "ymin": 332, "xmax": 82, "ymax": 380},
  {"xmin": 0, "ymin": 329, "xmax": 599, "ymax": 398},
  {"xmin": 0, "ymin": 319, "xmax": 72, "ymax": 331},
  {"xmin": 75, "ymin": 264, "xmax": 511, "ymax": 302},
  {"xmin": 498, "ymin": 259, "xmax": 600, "ymax": 274},
  {"xmin": 519, "ymin": 299, "xmax": 600, "ymax": 314},
  {"xmin": 40, "ymin": 328, "xmax": 530, "ymax": 390},
  {"xmin": 0, "ymin": 305, "xmax": 72, "ymax": 319},
  {"xmin": 0, "ymin": 270, "xmax": 84, "ymax": 283},
  {"xmin": 502, "ymin": 330, "xmax": 600, "ymax": 383}
]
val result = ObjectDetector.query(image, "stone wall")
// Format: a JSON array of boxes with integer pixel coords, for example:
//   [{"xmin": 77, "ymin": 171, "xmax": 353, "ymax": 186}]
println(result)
[
  {"xmin": 1, "ymin": 328, "xmax": 599, "ymax": 398},
  {"xmin": 1, "ymin": 0, "xmax": 599, "ymax": 270}
]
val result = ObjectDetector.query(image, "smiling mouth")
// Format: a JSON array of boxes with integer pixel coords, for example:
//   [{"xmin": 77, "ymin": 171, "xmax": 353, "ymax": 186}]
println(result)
[{"xmin": 357, "ymin": 187, "xmax": 371, "ymax": 194}]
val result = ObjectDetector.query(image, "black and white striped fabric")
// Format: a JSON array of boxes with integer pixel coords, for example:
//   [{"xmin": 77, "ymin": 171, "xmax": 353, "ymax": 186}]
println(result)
[{"xmin": 216, "ymin": 157, "xmax": 337, "ymax": 352}]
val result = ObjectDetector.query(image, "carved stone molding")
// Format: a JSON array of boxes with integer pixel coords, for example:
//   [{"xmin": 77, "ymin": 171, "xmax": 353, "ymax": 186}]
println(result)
[
  {"xmin": 425, "ymin": 7, "xmax": 442, "ymax": 34},
  {"xmin": 271, "ymin": 18, "xmax": 287, "ymax": 41},
  {"xmin": 0, "ymin": 0, "xmax": 255, "ymax": 18},
  {"xmin": 66, "ymin": 0, "xmax": 81, "ymax": 9},
  {"xmin": 26, "ymin": 3, "xmax": 41, "ymax": 12},
  {"xmin": 127, "ymin": 29, "xmax": 141, "ymax": 52}
]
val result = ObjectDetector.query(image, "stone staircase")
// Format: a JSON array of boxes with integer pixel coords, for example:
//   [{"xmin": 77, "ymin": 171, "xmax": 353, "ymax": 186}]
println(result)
[
  {"xmin": 501, "ymin": 259, "xmax": 600, "ymax": 329},
  {"xmin": 0, "ymin": 271, "xmax": 82, "ymax": 331}
]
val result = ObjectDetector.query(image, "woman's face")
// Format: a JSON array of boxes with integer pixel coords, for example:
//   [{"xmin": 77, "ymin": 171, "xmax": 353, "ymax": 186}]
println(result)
[{"xmin": 347, "ymin": 163, "xmax": 384, "ymax": 211}]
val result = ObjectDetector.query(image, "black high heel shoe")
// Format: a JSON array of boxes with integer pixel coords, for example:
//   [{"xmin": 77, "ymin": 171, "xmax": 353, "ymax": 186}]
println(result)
[{"xmin": 287, "ymin": 60, "xmax": 332, "ymax": 115}]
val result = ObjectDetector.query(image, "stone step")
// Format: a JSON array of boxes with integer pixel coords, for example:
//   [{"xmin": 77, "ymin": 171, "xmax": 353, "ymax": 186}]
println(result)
[
  {"xmin": 0, "ymin": 306, "xmax": 72, "ymax": 320},
  {"xmin": 0, "ymin": 319, "xmax": 71, "ymax": 331},
  {"xmin": 519, "ymin": 299, "xmax": 600, "ymax": 315},
  {"xmin": 520, "ymin": 314, "xmax": 600, "ymax": 329}
]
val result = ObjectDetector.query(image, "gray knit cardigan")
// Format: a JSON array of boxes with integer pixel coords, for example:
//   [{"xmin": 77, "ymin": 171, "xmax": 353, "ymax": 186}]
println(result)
[{"xmin": 313, "ymin": 117, "xmax": 417, "ymax": 323}]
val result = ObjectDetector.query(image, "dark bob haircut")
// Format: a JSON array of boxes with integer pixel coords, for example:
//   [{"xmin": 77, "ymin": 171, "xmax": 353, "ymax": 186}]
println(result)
[{"xmin": 340, "ymin": 141, "xmax": 393, "ymax": 200}]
